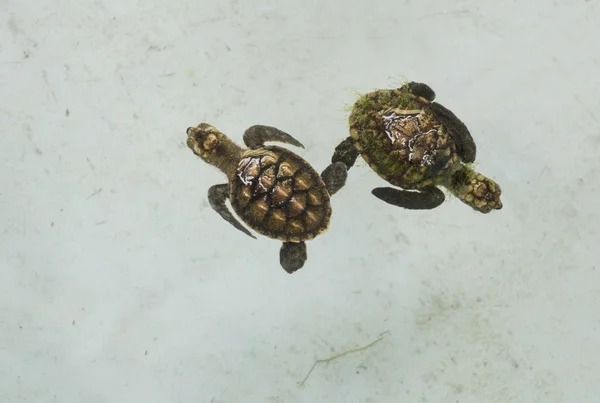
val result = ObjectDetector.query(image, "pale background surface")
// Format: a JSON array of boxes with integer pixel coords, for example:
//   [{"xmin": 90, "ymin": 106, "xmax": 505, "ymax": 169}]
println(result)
[{"xmin": 1, "ymin": 1, "xmax": 599, "ymax": 402}]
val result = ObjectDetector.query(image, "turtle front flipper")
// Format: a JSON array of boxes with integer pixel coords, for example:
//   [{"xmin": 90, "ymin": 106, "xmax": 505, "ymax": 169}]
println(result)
[
  {"xmin": 320, "ymin": 162, "xmax": 348, "ymax": 196},
  {"xmin": 430, "ymin": 102, "xmax": 477, "ymax": 163},
  {"xmin": 402, "ymin": 81, "xmax": 436, "ymax": 102},
  {"xmin": 280, "ymin": 241, "xmax": 307, "ymax": 273},
  {"xmin": 243, "ymin": 125, "xmax": 305, "ymax": 149},
  {"xmin": 331, "ymin": 137, "xmax": 360, "ymax": 171},
  {"xmin": 371, "ymin": 185, "xmax": 445, "ymax": 210},
  {"xmin": 208, "ymin": 183, "xmax": 257, "ymax": 239}
]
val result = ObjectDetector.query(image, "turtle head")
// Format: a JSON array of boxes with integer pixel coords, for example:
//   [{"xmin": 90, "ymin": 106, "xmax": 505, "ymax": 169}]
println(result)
[
  {"xmin": 187, "ymin": 123, "xmax": 225, "ymax": 160},
  {"xmin": 186, "ymin": 123, "xmax": 243, "ymax": 176},
  {"xmin": 449, "ymin": 166, "xmax": 503, "ymax": 213}
]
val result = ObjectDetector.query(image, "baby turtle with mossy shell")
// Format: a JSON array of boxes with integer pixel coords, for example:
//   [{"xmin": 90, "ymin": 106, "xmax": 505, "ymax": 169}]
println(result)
[
  {"xmin": 331, "ymin": 81, "xmax": 503, "ymax": 213},
  {"xmin": 187, "ymin": 123, "xmax": 347, "ymax": 273}
]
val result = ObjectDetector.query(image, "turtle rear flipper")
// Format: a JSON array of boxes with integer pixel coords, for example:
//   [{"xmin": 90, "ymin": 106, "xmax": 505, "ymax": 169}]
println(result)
[
  {"xmin": 208, "ymin": 183, "xmax": 256, "ymax": 239},
  {"xmin": 280, "ymin": 241, "xmax": 307, "ymax": 273},
  {"xmin": 430, "ymin": 102, "xmax": 477, "ymax": 163},
  {"xmin": 402, "ymin": 81, "xmax": 436, "ymax": 102},
  {"xmin": 243, "ymin": 125, "xmax": 305, "ymax": 149},
  {"xmin": 371, "ymin": 185, "xmax": 445, "ymax": 210}
]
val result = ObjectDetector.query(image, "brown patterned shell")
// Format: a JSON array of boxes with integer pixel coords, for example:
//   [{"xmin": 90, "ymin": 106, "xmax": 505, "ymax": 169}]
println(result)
[
  {"xmin": 349, "ymin": 89, "xmax": 461, "ymax": 190},
  {"xmin": 229, "ymin": 146, "xmax": 332, "ymax": 242}
]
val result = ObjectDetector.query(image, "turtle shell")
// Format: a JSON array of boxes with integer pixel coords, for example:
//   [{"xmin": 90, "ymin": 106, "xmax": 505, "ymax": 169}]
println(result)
[
  {"xmin": 229, "ymin": 145, "xmax": 332, "ymax": 242},
  {"xmin": 349, "ymin": 88, "xmax": 461, "ymax": 190}
]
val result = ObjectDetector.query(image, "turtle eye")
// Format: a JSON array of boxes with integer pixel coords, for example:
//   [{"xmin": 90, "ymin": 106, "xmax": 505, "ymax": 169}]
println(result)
[{"xmin": 186, "ymin": 126, "xmax": 203, "ymax": 140}]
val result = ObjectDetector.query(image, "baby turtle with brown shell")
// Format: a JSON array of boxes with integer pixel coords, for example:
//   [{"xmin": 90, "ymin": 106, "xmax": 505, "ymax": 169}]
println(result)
[
  {"xmin": 331, "ymin": 82, "xmax": 503, "ymax": 213},
  {"xmin": 187, "ymin": 123, "xmax": 347, "ymax": 273}
]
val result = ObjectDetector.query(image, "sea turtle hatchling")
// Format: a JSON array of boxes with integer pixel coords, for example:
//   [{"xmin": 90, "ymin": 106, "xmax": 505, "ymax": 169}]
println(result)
[
  {"xmin": 186, "ymin": 123, "xmax": 347, "ymax": 273},
  {"xmin": 331, "ymin": 82, "xmax": 503, "ymax": 213}
]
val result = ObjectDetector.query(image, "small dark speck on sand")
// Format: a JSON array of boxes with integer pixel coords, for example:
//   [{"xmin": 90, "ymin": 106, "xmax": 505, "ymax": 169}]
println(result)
[{"xmin": 87, "ymin": 188, "xmax": 103, "ymax": 199}]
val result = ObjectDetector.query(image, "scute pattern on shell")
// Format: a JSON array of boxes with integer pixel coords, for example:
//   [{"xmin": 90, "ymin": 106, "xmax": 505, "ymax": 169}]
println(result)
[
  {"xmin": 229, "ymin": 146, "xmax": 331, "ymax": 242},
  {"xmin": 349, "ymin": 89, "xmax": 460, "ymax": 190}
]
